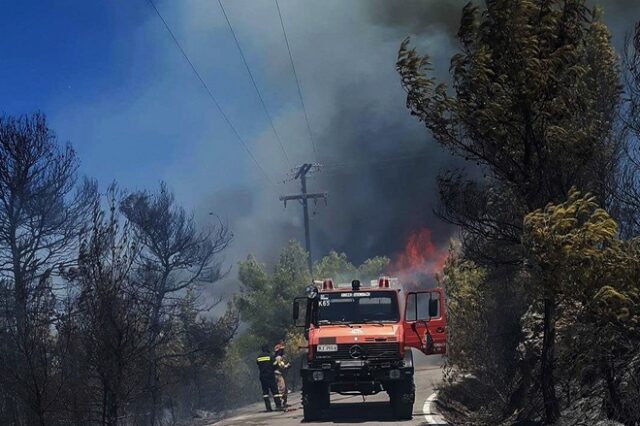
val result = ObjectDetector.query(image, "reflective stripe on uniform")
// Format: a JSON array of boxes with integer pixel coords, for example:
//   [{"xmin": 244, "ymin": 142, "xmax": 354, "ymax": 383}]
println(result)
[
  {"xmin": 263, "ymin": 395, "xmax": 269, "ymax": 398},
  {"xmin": 257, "ymin": 356, "xmax": 271, "ymax": 362},
  {"xmin": 273, "ymin": 394, "xmax": 282, "ymax": 397}
]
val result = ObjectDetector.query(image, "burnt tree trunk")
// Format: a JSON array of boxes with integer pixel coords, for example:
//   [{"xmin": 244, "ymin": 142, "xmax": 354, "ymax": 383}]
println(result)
[
  {"xmin": 541, "ymin": 297, "xmax": 560, "ymax": 423},
  {"xmin": 603, "ymin": 356, "xmax": 623, "ymax": 422},
  {"xmin": 145, "ymin": 289, "xmax": 165, "ymax": 426}
]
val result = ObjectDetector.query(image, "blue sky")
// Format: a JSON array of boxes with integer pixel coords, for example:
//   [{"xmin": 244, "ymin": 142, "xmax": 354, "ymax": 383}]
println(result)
[
  {"xmin": 1, "ymin": 0, "xmax": 312, "ymax": 207},
  {"xmin": 1, "ymin": 1, "xmax": 180, "ymax": 185}
]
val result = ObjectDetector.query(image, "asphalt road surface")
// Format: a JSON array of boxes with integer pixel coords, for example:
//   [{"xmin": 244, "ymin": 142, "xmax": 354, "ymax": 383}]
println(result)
[{"xmin": 210, "ymin": 351, "xmax": 447, "ymax": 426}]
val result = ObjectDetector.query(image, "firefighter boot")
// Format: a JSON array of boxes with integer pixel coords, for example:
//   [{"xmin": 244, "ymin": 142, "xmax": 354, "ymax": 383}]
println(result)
[
  {"xmin": 263, "ymin": 396, "xmax": 273, "ymax": 412},
  {"xmin": 274, "ymin": 395, "xmax": 283, "ymax": 411}
]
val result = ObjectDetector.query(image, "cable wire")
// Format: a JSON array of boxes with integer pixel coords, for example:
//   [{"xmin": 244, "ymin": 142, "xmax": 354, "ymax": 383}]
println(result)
[
  {"xmin": 217, "ymin": 0, "xmax": 291, "ymax": 167},
  {"xmin": 147, "ymin": 0, "xmax": 274, "ymax": 184},
  {"xmin": 274, "ymin": 0, "xmax": 319, "ymax": 160}
]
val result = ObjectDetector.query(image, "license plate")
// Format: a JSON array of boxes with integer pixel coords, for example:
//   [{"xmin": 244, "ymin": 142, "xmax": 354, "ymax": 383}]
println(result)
[{"xmin": 317, "ymin": 344, "xmax": 338, "ymax": 352}]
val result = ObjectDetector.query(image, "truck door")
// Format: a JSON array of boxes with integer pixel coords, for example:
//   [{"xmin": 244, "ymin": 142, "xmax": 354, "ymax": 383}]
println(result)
[{"xmin": 403, "ymin": 288, "xmax": 446, "ymax": 355}]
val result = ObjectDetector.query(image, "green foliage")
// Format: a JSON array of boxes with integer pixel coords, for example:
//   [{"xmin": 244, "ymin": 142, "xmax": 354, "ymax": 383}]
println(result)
[
  {"xmin": 440, "ymin": 247, "xmax": 488, "ymax": 374},
  {"xmin": 357, "ymin": 256, "xmax": 391, "ymax": 281},
  {"xmin": 313, "ymin": 251, "xmax": 390, "ymax": 283},
  {"xmin": 173, "ymin": 291, "xmax": 238, "ymax": 367},
  {"xmin": 523, "ymin": 190, "xmax": 640, "ymax": 423},
  {"xmin": 237, "ymin": 240, "xmax": 311, "ymax": 345},
  {"xmin": 216, "ymin": 337, "xmax": 262, "ymax": 408},
  {"xmin": 163, "ymin": 292, "xmax": 239, "ymax": 416},
  {"xmin": 313, "ymin": 251, "xmax": 356, "ymax": 281},
  {"xmin": 397, "ymin": 0, "xmax": 620, "ymax": 207},
  {"xmin": 523, "ymin": 188, "xmax": 621, "ymax": 300}
]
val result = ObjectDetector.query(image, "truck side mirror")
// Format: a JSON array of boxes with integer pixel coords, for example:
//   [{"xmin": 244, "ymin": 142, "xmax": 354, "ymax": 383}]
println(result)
[{"xmin": 293, "ymin": 297, "xmax": 307, "ymax": 328}]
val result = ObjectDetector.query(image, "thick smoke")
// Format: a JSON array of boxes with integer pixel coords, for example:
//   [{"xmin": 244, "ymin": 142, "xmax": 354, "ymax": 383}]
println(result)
[
  {"xmin": 367, "ymin": 0, "xmax": 640, "ymax": 48},
  {"xmin": 199, "ymin": 1, "xmax": 461, "ymax": 275},
  {"xmin": 188, "ymin": 0, "xmax": 640, "ymax": 306},
  {"xmin": 367, "ymin": 0, "xmax": 467, "ymax": 36}
]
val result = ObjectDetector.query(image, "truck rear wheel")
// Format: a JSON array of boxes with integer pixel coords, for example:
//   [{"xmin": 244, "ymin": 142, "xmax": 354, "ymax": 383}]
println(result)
[
  {"xmin": 302, "ymin": 382, "xmax": 329, "ymax": 421},
  {"xmin": 390, "ymin": 378, "xmax": 415, "ymax": 420}
]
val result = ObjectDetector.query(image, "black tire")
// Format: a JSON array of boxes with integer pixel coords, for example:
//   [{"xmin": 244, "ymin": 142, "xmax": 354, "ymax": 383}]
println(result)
[
  {"xmin": 302, "ymin": 382, "xmax": 329, "ymax": 421},
  {"xmin": 390, "ymin": 378, "xmax": 415, "ymax": 420},
  {"xmin": 319, "ymin": 384, "xmax": 330, "ymax": 408}
]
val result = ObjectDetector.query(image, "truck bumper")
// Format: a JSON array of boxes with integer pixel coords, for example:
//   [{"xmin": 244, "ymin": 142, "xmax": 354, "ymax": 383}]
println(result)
[{"xmin": 301, "ymin": 351, "xmax": 414, "ymax": 392}]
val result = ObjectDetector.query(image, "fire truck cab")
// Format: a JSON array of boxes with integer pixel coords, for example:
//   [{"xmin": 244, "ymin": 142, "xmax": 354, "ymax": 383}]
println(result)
[{"xmin": 292, "ymin": 277, "xmax": 446, "ymax": 421}]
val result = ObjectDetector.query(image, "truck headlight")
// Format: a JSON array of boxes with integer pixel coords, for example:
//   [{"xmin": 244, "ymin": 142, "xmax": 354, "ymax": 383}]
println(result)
[
  {"xmin": 389, "ymin": 369, "xmax": 401, "ymax": 379},
  {"xmin": 312, "ymin": 371, "xmax": 324, "ymax": 381}
]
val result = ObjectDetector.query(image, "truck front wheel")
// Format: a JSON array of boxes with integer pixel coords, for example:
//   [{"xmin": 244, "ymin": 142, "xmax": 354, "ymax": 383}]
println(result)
[
  {"xmin": 389, "ymin": 378, "xmax": 415, "ymax": 420},
  {"xmin": 302, "ymin": 382, "xmax": 329, "ymax": 421}
]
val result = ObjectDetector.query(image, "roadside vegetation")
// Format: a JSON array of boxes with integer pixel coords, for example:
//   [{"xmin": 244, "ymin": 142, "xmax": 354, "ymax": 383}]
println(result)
[
  {"xmin": 0, "ymin": 113, "xmax": 237, "ymax": 425},
  {"xmin": 397, "ymin": 0, "xmax": 640, "ymax": 424}
]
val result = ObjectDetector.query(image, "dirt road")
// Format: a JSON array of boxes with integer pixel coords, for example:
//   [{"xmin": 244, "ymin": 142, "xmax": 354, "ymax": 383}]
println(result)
[{"xmin": 210, "ymin": 351, "xmax": 447, "ymax": 426}]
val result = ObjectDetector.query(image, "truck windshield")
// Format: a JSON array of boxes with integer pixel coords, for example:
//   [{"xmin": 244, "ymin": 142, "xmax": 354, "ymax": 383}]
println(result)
[{"xmin": 317, "ymin": 291, "xmax": 399, "ymax": 323}]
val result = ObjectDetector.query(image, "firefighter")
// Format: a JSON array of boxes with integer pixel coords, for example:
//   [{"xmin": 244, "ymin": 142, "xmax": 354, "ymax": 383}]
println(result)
[
  {"xmin": 256, "ymin": 344, "xmax": 282, "ymax": 412},
  {"xmin": 273, "ymin": 342, "xmax": 291, "ymax": 410}
]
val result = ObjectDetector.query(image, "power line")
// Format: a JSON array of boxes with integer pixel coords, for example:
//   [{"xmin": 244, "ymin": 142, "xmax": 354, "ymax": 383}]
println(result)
[
  {"xmin": 274, "ymin": 0, "xmax": 319, "ymax": 161},
  {"xmin": 217, "ymin": 0, "xmax": 291, "ymax": 167},
  {"xmin": 146, "ymin": 0, "xmax": 274, "ymax": 185}
]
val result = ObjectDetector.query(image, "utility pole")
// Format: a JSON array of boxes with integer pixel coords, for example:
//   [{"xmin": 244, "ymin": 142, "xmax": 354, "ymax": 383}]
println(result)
[{"xmin": 280, "ymin": 163, "xmax": 327, "ymax": 274}]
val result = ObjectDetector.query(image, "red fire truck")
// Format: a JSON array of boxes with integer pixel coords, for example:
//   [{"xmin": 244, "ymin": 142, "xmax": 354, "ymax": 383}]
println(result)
[{"xmin": 292, "ymin": 277, "xmax": 446, "ymax": 421}]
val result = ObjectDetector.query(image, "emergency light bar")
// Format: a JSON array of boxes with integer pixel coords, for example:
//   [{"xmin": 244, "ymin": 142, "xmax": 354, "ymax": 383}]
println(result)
[
  {"xmin": 322, "ymin": 279, "xmax": 334, "ymax": 290},
  {"xmin": 315, "ymin": 277, "xmax": 399, "ymax": 290},
  {"xmin": 370, "ymin": 277, "xmax": 399, "ymax": 288}
]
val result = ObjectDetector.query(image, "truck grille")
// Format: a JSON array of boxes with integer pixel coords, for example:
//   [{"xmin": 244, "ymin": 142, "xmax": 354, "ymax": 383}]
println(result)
[{"xmin": 314, "ymin": 343, "xmax": 400, "ymax": 361}]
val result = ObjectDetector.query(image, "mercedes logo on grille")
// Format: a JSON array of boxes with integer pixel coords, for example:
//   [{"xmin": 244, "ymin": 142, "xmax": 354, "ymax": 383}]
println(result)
[{"xmin": 349, "ymin": 345, "xmax": 363, "ymax": 359}]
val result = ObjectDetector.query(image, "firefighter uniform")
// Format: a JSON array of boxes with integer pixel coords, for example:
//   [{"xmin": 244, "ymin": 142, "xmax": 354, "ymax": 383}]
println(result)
[
  {"xmin": 256, "ymin": 349, "xmax": 282, "ymax": 411},
  {"xmin": 274, "ymin": 354, "xmax": 290, "ymax": 408}
]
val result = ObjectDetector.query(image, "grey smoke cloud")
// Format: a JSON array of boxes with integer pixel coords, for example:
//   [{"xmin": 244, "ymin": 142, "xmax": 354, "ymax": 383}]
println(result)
[
  {"xmin": 367, "ymin": 0, "xmax": 468, "ymax": 36},
  {"xmin": 195, "ymin": 1, "xmax": 461, "ymax": 267},
  {"xmin": 176, "ymin": 0, "xmax": 639, "ymax": 307},
  {"xmin": 367, "ymin": 0, "xmax": 640, "ymax": 44}
]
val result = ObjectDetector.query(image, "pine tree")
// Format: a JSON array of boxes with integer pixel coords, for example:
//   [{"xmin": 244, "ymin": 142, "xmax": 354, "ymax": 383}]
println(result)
[{"xmin": 397, "ymin": 1, "xmax": 621, "ymax": 421}]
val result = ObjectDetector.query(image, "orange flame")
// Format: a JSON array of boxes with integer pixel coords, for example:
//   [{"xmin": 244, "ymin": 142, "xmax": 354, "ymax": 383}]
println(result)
[{"xmin": 387, "ymin": 228, "xmax": 448, "ymax": 287}]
